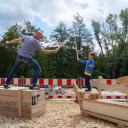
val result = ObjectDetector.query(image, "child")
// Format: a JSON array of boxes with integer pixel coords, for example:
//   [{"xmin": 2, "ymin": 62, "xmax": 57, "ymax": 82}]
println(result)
[{"xmin": 77, "ymin": 52, "xmax": 95, "ymax": 91}]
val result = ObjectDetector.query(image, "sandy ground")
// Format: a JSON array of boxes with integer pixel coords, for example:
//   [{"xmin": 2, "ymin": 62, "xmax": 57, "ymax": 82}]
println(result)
[{"xmin": 0, "ymin": 101, "xmax": 119, "ymax": 128}]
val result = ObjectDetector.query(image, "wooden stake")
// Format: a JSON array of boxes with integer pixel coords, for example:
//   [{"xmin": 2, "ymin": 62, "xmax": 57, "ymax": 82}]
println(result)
[
  {"xmin": 74, "ymin": 35, "xmax": 78, "ymax": 59},
  {"xmin": 98, "ymin": 76, "xmax": 103, "ymax": 99},
  {"xmin": 126, "ymin": 95, "xmax": 128, "ymax": 103},
  {"xmin": 57, "ymin": 35, "xmax": 72, "ymax": 50}
]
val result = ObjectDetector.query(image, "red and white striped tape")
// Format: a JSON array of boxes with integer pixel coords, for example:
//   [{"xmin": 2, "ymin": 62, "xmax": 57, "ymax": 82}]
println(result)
[
  {"xmin": 0, "ymin": 78, "xmax": 126, "ymax": 100},
  {"xmin": 0, "ymin": 78, "xmax": 21, "ymax": 85},
  {"xmin": 46, "ymin": 94, "xmax": 127, "ymax": 100},
  {"xmin": 0, "ymin": 78, "xmax": 118, "ymax": 85}
]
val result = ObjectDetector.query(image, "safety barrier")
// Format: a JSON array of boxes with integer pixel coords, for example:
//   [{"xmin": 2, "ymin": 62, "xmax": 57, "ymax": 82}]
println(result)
[
  {"xmin": 0, "ymin": 78, "xmax": 118, "ymax": 86},
  {"xmin": 46, "ymin": 95, "xmax": 127, "ymax": 100}
]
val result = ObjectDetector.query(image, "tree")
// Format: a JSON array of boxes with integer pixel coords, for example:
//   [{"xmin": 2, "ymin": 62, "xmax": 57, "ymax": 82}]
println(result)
[
  {"xmin": 72, "ymin": 13, "xmax": 93, "ymax": 52},
  {"xmin": 50, "ymin": 21, "xmax": 70, "ymax": 78},
  {"xmin": 1, "ymin": 21, "xmax": 45, "ymax": 78},
  {"xmin": 72, "ymin": 13, "xmax": 94, "ymax": 77}
]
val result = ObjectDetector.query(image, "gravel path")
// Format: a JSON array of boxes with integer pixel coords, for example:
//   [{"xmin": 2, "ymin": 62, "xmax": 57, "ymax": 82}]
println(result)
[{"xmin": 0, "ymin": 101, "xmax": 118, "ymax": 128}]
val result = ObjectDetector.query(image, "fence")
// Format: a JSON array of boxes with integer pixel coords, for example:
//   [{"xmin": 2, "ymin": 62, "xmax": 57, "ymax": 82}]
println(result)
[{"xmin": 0, "ymin": 77, "xmax": 118, "ymax": 86}]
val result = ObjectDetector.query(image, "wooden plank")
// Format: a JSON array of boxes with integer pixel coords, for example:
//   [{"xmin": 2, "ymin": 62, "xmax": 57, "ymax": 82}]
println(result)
[
  {"xmin": 92, "ymin": 80, "xmax": 128, "ymax": 94},
  {"xmin": 83, "ymin": 100, "xmax": 128, "ymax": 121},
  {"xmin": 127, "ymin": 95, "xmax": 128, "ymax": 103},
  {"xmin": 0, "ymin": 101, "xmax": 18, "ymax": 106},
  {"xmin": 91, "ymin": 76, "xmax": 128, "ymax": 94},
  {"xmin": 22, "ymin": 101, "xmax": 45, "ymax": 109},
  {"xmin": 31, "ymin": 107, "xmax": 45, "ymax": 119},
  {"xmin": 83, "ymin": 99, "xmax": 128, "ymax": 108},
  {"xmin": 77, "ymin": 90, "xmax": 100, "ymax": 100},
  {"xmin": 22, "ymin": 102, "xmax": 45, "ymax": 119},
  {"xmin": 77, "ymin": 90, "xmax": 100, "ymax": 95},
  {"xmin": 0, "ymin": 104, "xmax": 18, "ymax": 112},
  {"xmin": 22, "ymin": 106, "xmax": 45, "ymax": 119},
  {"xmin": 81, "ymin": 110, "xmax": 128, "ymax": 126},
  {"xmin": 89, "ymin": 95, "xmax": 99, "ymax": 100},
  {"xmin": 73, "ymin": 82, "xmax": 83, "ymax": 109},
  {"xmin": 21, "ymin": 89, "xmax": 45, "ymax": 103},
  {"xmin": 18, "ymin": 90, "xmax": 22, "ymax": 117},
  {"xmin": 0, "ymin": 95, "xmax": 19, "ymax": 102},
  {"xmin": 116, "ymin": 76, "xmax": 128, "ymax": 85},
  {"xmin": 0, "ymin": 87, "xmax": 28, "ymax": 97},
  {"xmin": 0, "ymin": 111, "xmax": 19, "ymax": 117},
  {"xmin": 98, "ymin": 88, "xmax": 102, "ymax": 99},
  {"xmin": 0, "ymin": 89, "xmax": 18, "ymax": 97}
]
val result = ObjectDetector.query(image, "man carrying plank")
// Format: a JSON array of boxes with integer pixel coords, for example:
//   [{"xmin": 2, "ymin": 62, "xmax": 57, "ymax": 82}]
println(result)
[{"xmin": 4, "ymin": 31, "xmax": 58, "ymax": 90}]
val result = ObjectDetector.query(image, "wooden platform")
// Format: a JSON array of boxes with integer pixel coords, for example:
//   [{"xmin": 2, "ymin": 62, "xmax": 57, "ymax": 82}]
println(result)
[
  {"xmin": 0, "ymin": 86, "xmax": 46, "ymax": 119},
  {"xmin": 73, "ymin": 76, "xmax": 128, "ymax": 126}
]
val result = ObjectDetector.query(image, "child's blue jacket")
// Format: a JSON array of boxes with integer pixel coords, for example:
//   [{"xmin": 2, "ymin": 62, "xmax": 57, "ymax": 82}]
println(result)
[{"xmin": 78, "ymin": 59, "xmax": 94, "ymax": 76}]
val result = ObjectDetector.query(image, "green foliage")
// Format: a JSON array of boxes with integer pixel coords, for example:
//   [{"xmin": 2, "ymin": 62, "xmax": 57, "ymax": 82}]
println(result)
[{"xmin": 1, "ymin": 8, "xmax": 128, "ymax": 79}]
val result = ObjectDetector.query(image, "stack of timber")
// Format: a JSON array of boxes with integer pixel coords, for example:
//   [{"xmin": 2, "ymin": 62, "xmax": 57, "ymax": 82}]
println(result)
[
  {"xmin": 73, "ymin": 76, "xmax": 128, "ymax": 126},
  {"xmin": 0, "ymin": 86, "xmax": 45, "ymax": 119}
]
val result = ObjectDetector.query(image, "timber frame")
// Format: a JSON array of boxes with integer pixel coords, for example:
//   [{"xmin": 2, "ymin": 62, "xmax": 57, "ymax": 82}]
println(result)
[{"xmin": 73, "ymin": 76, "xmax": 128, "ymax": 126}]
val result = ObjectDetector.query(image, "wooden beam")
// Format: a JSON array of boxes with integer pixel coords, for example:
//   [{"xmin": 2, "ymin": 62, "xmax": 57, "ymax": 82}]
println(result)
[
  {"xmin": 81, "ymin": 110, "xmax": 128, "ymax": 126},
  {"xmin": 92, "ymin": 79, "xmax": 128, "ymax": 94},
  {"xmin": 73, "ymin": 82, "xmax": 83, "ymax": 109},
  {"xmin": 83, "ymin": 100, "xmax": 128, "ymax": 122},
  {"xmin": 116, "ymin": 76, "xmax": 128, "ymax": 85}
]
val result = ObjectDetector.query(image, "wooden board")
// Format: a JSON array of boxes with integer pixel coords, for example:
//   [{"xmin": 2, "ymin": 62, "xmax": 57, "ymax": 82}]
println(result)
[
  {"xmin": 83, "ymin": 99, "xmax": 128, "ymax": 121},
  {"xmin": 22, "ymin": 101, "xmax": 45, "ymax": 119},
  {"xmin": 21, "ymin": 88, "xmax": 46, "ymax": 119},
  {"xmin": 0, "ymin": 87, "xmax": 27, "ymax": 117},
  {"xmin": 21, "ymin": 89, "xmax": 45, "ymax": 104},
  {"xmin": 116, "ymin": 76, "xmax": 128, "ymax": 85},
  {"xmin": 81, "ymin": 110, "xmax": 128, "ymax": 126},
  {"xmin": 77, "ymin": 90, "xmax": 100, "ymax": 95},
  {"xmin": 92, "ymin": 79, "xmax": 128, "ymax": 94},
  {"xmin": 73, "ymin": 82, "xmax": 83, "ymax": 109}
]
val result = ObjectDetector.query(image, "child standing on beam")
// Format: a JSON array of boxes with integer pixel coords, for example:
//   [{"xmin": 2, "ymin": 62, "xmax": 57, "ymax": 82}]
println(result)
[{"xmin": 77, "ymin": 52, "xmax": 95, "ymax": 91}]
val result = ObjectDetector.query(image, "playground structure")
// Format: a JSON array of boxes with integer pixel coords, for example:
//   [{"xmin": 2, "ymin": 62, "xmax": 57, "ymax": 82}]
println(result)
[
  {"xmin": 0, "ymin": 86, "xmax": 45, "ymax": 119},
  {"xmin": 73, "ymin": 76, "xmax": 128, "ymax": 126}
]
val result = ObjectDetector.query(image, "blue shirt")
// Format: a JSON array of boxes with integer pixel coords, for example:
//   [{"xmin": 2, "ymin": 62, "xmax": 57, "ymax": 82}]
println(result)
[
  {"xmin": 78, "ymin": 59, "xmax": 94, "ymax": 76},
  {"xmin": 18, "ymin": 36, "xmax": 42, "ymax": 58}
]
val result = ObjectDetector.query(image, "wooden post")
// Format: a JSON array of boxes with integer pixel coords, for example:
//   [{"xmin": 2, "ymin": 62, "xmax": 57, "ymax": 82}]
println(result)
[
  {"xmin": 98, "ymin": 88, "xmax": 102, "ymax": 99},
  {"xmin": 126, "ymin": 95, "xmax": 128, "ymax": 103},
  {"xmin": 73, "ymin": 82, "xmax": 83, "ymax": 109},
  {"xmin": 98, "ymin": 76, "xmax": 103, "ymax": 99},
  {"xmin": 18, "ymin": 90, "xmax": 22, "ymax": 117}
]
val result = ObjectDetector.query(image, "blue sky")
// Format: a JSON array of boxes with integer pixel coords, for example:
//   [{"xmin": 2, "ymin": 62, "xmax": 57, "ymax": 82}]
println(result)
[
  {"xmin": 0, "ymin": 0, "xmax": 128, "ymax": 40},
  {"xmin": 32, "ymin": 16, "xmax": 55, "ymax": 39}
]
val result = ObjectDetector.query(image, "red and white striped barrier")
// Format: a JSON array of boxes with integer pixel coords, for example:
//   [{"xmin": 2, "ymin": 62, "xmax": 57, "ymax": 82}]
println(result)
[
  {"xmin": 0, "ymin": 78, "xmax": 21, "ymax": 85},
  {"xmin": 0, "ymin": 78, "xmax": 118, "ymax": 85},
  {"xmin": 0, "ymin": 78, "xmax": 126, "ymax": 100},
  {"xmin": 46, "ymin": 94, "xmax": 127, "ymax": 100},
  {"xmin": 46, "ymin": 94, "xmax": 77, "ymax": 100}
]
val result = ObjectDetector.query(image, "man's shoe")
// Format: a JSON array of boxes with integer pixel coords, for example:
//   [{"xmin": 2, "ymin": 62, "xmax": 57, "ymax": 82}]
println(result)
[
  {"xmin": 24, "ymin": 85, "xmax": 30, "ymax": 87},
  {"xmin": 85, "ymin": 89, "xmax": 92, "ymax": 92},
  {"xmin": 29, "ymin": 85, "xmax": 40, "ymax": 90},
  {"xmin": 4, "ymin": 84, "xmax": 10, "ymax": 89}
]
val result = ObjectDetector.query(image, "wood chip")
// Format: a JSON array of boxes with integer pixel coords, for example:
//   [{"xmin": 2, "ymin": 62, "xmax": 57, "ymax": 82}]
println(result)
[{"xmin": 0, "ymin": 101, "xmax": 118, "ymax": 128}]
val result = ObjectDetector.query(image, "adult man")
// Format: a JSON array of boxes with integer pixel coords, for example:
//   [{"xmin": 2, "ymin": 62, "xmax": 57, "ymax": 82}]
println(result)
[{"xmin": 4, "ymin": 31, "xmax": 58, "ymax": 90}]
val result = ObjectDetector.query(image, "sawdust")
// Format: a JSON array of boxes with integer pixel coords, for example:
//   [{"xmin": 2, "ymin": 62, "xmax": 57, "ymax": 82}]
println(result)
[{"xmin": 0, "ymin": 101, "xmax": 118, "ymax": 128}]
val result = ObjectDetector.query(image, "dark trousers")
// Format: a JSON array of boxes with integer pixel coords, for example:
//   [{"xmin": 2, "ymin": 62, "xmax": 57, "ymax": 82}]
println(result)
[
  {"xmin": 5, "ymin": 55, "xmax": 41, "ymax": 85},
  {"xmin": 85, "ymin": 75, "xmax": 91, "ymax": 90}
]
